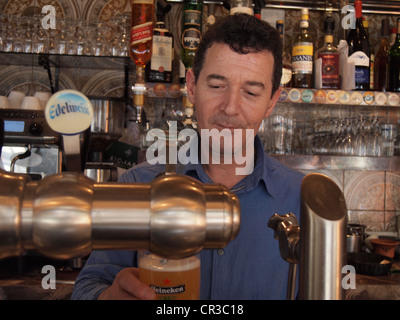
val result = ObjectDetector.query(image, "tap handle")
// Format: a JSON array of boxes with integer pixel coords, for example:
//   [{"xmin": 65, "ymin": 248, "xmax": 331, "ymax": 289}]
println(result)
[
  {"xmin": 268, "ymin": 213, "xmax": 300, "ymax": 264},
  {"xmin": 268, "ymin": 212, "xmax": 299, "ymax": 239}
]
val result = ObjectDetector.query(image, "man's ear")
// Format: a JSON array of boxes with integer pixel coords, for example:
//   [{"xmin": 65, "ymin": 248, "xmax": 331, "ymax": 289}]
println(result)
[
  {"xmin": 264, "ymin": 87, "xmax": 281, "ymax": 118},
  {"xmin": 186, "ymin": 68, "xmax": 196, "ymax": 105}
]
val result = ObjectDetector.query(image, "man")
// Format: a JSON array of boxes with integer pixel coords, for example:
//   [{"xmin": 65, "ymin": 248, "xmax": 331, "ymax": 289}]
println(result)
[{"xmin": 71, "ymin": 13, "xmax": 304, "ymax": 300}]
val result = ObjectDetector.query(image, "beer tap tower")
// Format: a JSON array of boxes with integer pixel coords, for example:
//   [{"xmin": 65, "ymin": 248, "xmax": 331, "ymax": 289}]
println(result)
[{"xmin": 268, "ymin": 173, "xmax": 347, "ymax": 300}]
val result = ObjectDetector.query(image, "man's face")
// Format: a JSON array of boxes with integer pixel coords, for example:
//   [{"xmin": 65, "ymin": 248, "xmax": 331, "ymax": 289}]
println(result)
[{"xmin": 186, "ymin": 43, "xmax": 280, "ymax": 157}]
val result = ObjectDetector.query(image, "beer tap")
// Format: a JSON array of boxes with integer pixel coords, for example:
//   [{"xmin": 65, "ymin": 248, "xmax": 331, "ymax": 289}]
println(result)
[
  {"xmin": 268, "ymin": 173, "xmax": 347, "ymax": 300},
  {"xmin": 0, "ymin": 169, "xmax": 240, "ymax": 260}
]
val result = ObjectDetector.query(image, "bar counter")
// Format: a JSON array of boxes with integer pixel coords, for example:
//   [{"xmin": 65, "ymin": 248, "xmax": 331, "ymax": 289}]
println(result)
[{"xmin": 0, "ymin": 260, "xmax": 399, "ymax": 300}]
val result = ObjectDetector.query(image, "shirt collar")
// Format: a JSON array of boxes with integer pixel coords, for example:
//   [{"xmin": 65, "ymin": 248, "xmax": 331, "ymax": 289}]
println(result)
[{"xmin": 176, "ymin": 135, "xmax": 277, "ymax": 197}]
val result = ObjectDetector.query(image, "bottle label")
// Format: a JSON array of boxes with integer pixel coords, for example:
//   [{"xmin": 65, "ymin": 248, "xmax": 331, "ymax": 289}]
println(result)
[
  {"xmin": 182, "ymin": 28, "xmax": 201, "ymax": 51},
  {"xmin": 292, "ymin": 42, "xmax": 313, "ymax": 74},
  {"xmin": 348, "ymin": 51, "xmax": 370, "ymax": 67},
  {"xmin": 318, "ymin": 53, "xmax": 340, "ymax": 85},
  {"xmin": 183, "ymin": 10, "xmax": 202, "ymax": 26},
  {"xmin": 151, "ymin": 35, "xmax": 173, "ymax": 72},
  {"xmin": 230, "ymin": 7, "xmax": 253, "ymax": 15},
  {"xmin": 131, "ymin": 22, "xmax": 153, "ymax": 46},
  {"xmin": 280, "ymin": 67, "xmax": 292, "ymax": 85}
]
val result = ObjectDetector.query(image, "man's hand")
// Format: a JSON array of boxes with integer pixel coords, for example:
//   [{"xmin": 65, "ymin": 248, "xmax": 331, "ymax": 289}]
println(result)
[{"xmin": 98, "ymin": 268, "xmax": 156, "ymax": 300}]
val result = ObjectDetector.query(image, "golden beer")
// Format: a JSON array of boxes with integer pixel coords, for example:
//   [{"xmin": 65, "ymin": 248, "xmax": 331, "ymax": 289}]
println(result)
[{"xmin": 138, "ymin": 252, "xmax": 200, "ymax": 300}]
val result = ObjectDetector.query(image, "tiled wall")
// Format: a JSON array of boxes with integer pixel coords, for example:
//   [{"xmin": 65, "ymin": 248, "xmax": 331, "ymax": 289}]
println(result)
[
  {"xmin": 300, "ymin": 169, "xmax": 400, "ymax": 233},
  {"xmin": 1, "ymin": 0, "xmax": 399, "ymax": 233}
]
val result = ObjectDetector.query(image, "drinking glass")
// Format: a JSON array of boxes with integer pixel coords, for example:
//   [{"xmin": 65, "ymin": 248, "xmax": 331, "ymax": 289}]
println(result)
[
  {"xmin": 8, "ymin": 91, "xmax": 26, "ymax": 108},
  {"xmin": 92, "ymin": 21, "xmax": 104, "ymax": 56},
  {"xmin": 12, "ymin": 16, "xmax": 23, "ymax": 53},
  {"xmin": 20, "ymin": 96, "xmax": 41, "ymax": 110},
  {"xmin": 119, "ymin": 14, "xmax": 130, "ymax": 57},
  {"xmin": 3, "ymin": 15, "xmax": 16, "ymax": 52},
  {"xmin": 0, "ymin": 96, "xmax": 10, "ymax": 109},
  {"xmin": 354, "ymin": 117, "xmax": 368, "ymax": 156},
  {"xmin": 270, "ymin": 114, "xmax": 287, "ymax": 154},
  {"xmin": 66, "ymin": 20, "xmax": 77, "ymax": 55},
  {"xmin": 21, "ymin": 16, "xmax": 33, "ymax": 53},
  {"xmin": 368, "ymin": 117, "xmax": 382, "ymax": 157},
  {"xmin": 47, "ymin": 27, "xmax": 57, "ymax": 54},
  {"xmin": 381, "ymin": 124, "xmax": 397, "ymax": 157},
  {"xmin": 32, "ymin": 15, "xmax": 49, "ymax": 54},
  {"xmin": 57, "ymin": 19, "xmax": 68, "ymax": 54},
  {"xmin": 138, "ymin": 250, "xmax": 201, "ymax": 300},
  {"xmin": 75, "ymin": 20, "xmax": 86, "ymax": 55}
]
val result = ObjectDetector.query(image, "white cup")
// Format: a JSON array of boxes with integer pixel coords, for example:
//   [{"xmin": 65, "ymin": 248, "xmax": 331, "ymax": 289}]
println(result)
[
  {"xmin": 34, "ymin": 91, "xmax": 52, "ymax": 109},
  {"xmin": 20, "ymin": 96, "xmax": 42, "ymax": 110},
  {"xmin": 8, "ymin": 91, "xmax": 26, "ymax": 109},
  {"xmin": 0, "ymin": 96, "xmax": 10, "ymax": 109}
]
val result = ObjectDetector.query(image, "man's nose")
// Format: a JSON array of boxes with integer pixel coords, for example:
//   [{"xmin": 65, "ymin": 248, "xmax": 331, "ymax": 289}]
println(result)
[{"xmin": 222, "ymin": 88, "xmax": 241, "ymax": 115}]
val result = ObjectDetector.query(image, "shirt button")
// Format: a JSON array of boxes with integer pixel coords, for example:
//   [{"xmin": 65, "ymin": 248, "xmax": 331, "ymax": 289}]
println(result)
[{"xmin": 217, "ymin": 249, "xmax": 224, "ymax": 256}]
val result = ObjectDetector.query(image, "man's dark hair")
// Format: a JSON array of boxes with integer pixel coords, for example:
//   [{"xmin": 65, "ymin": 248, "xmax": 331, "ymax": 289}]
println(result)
[{"xmin": 192, "ymin": 13, "xmax": 283, "ymax": 97}]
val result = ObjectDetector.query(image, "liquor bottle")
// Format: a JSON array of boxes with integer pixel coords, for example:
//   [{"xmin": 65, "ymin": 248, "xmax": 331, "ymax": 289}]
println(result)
[
  {"xmin": 346, "ymin": 0, "xmax": 370, "ymax": 91},
  {"xmin": 362, "ymin": 16, "xmax": 374, "ymax": 90},
  {"xmin": 204, "ymin": 3, "xmax": 216, "ymax": 32},
  {"xmin": 229, "ymin": 0, "xmax": 253, "ymax": 15},
  {"xmin": 276, "ymin": 20, "xmax": 292, "ymax": 88},
  {"xmin": 315, "ymin": 15, "xmax": 340, "ymax": 89},
  {"xmin": 374, "ymin": 18, "xmax": 390, "ymax": 91},
  {"xmin": 181, "ymin": 0, "xmax": 204, "ymax": 74},
  {"xmin": 145, "ymin": 0, "xmax": 173, "ymax": 83},
  {"xmin": 254, "ymin": 7, "xmax": 261, "ymax": 20},
  {"xmin": 390, "ymin": 26, "xmax": 397, "ymax": 47},
  {"xmin": 387, "ymin": 18, "xmax": 400, "ymax": 92},
  {"xmin": 292, "ymin": 8, "xmax": 314, "ymax": 88},
  {"xmin": 130, "ymin": 0, "xmax": 155, "ymax": 84}
]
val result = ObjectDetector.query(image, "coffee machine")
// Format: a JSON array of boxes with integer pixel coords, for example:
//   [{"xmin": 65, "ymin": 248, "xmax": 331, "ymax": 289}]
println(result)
[
  {"xmin": 84, "ymin": 97, "xmax": 125, "ymax": 183},
  {"xmin": 0, "ymin": 108, "xmax": 61, "ymax": 179}
]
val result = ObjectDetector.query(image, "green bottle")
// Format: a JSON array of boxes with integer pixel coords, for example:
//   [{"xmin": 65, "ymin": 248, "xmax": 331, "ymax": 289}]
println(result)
[
  {"xmin": 180, "ymin": 0, "xmax": 204, "ymax": 73},
  {"xmin": 387, "ymin": 18, "xmax": 400, "ymax": 92}
]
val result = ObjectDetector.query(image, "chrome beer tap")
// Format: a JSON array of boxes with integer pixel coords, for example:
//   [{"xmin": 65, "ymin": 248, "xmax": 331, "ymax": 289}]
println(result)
[{"xmin": 268, "ymin": 173, "xmax": 347, "ymax": 300}]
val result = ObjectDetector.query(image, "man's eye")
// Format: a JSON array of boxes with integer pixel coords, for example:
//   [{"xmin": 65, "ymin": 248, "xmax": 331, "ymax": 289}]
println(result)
[
  {"xmin": 245, "ymin": 90, "xmax": 259, "ymax": 97},
  {"xmin": 209, "ymin": 83, "xmax": 226, "ymax": 90}
]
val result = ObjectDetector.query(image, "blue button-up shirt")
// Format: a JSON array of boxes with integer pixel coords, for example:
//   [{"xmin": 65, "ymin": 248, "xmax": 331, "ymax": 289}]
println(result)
[{"xmin": 71, "ymin": 136, "xmax": 304, "ymax": 300}]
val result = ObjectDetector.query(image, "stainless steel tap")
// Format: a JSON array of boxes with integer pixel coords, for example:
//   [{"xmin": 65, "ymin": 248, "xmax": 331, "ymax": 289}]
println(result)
[
  {"xmin": 269, "ymin": 173, "xmax": 347, "ymax": 300},
  {"xmin": 0, "ymin": 169, "xmax": 240, "ymax": 260}
]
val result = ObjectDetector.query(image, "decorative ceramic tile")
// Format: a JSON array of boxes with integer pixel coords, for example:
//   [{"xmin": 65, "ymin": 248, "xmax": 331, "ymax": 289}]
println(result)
[
  {"xmin": 385, "ymin": 172, "xmax": 400, "ymax": 211},
  {"xmin": 385, "ymin": 211, "xmax": 398, "ymax": 232},
  {"xmin": 344, "ymin": 171, "xmax": 385, "ymax": 211},
  {"xmin": 348, "ymin": 210, "xmax": 385, "ymax": 232}
]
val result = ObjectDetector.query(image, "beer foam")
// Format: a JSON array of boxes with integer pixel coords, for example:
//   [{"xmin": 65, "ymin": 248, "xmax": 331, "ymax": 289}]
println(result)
[{"xmin": 139, "ymin": 255, "xmax": 200, "ymax": 272}]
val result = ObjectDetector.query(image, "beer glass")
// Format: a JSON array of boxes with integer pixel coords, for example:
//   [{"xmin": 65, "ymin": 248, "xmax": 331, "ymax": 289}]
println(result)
[{"xmin": 138, "ymin": 250, "xmax": 200, "ymax": 300}]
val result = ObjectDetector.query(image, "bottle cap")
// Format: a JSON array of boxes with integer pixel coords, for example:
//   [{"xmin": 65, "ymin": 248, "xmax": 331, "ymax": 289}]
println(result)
[
  {"xmin": 45, "ymin": 90, "xmax": 93, "ymax": 135},
  {"xmin": 301, "ymin": 8, "xmax": 309, "ymax": 15}
]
